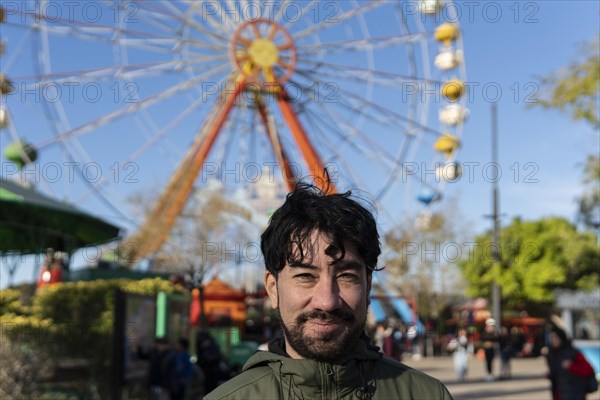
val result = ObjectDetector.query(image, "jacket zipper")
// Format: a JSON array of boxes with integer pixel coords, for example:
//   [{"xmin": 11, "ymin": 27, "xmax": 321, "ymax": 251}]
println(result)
[{"xmin": 324, "ymin": 363, "xmax": 335, "ymax": 399}]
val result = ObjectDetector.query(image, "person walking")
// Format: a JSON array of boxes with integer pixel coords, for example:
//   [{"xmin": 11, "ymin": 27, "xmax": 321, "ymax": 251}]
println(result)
[
  {"xmin": 147, "ymin": 337, "xmax": 173, "ymax": 400},
  {"xmin": 498, "ymin": 326, "xmax": 514, "ymax": 380},
  {"xmin": 449, "ymin": 328, "xmax": 469, "ymax": 381},
  {"xmin": 167, "ymin": 337, "xmax": 193, "ymax": 400},
  {"xmin": 546, "ymin": 324, "xmax": 595, "ymax": 400},
  {"xmin": 481, "ymin": 319, "xmax": 499, "ymax": 382}
]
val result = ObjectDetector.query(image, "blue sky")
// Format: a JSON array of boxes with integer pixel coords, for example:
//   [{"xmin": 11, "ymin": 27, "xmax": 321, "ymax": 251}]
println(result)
[{"xmin": 1, "ymin": 1, "xmax": 599, "ymax": 288}]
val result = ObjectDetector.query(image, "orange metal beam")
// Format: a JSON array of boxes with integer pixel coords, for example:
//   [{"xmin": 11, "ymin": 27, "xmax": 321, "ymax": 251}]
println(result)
[
  {"xmin": 277, "ymin": 86, "xmax": 336, "ymax": 194},
  {"xmin": 133, "ymin": 75, "xmax": 247, "ymax": 259}
]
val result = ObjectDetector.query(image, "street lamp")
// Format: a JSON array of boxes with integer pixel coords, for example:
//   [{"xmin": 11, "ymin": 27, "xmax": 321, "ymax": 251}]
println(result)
[{"xmin": 490, "ymin": 103, "xmax": 501, "ymax": 325}]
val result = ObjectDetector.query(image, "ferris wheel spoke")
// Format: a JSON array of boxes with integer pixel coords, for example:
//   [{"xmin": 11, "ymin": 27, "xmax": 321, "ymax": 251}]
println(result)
[
  {"xmin": 4, "ymin": 21, "xmax": 112, "ymax": 44},
  {"xmin": 130, "ymin": 3, "xmax": 185, "ymax": 35},
  {"xmin": 36, "ymin": 63, "xmax": 231, "ymax": 149},
  {"xmin": 145, "ymin": 0, "xmax": 185, "ymax": 19},
  {"xmin": 80, "ymin": 86, "xmax": 227, "ymax": 203},
  {"xmin": 134, "ymin": 12, "xmax": 180, "ymax": 37},
  {"xmin": 112, "ymin": 38, "xmax": 192, "ymax": 53},
  {"xmin": 239, "ymin": 0, "xmax": 259, "ymax": 20},
  {"xmin": 273, "ymin": 0, "xmax": 294, "ymax": 25},
  {"xmin": 316, "ymin": 101, "xmax": 402, "ymax": 167},
  {"xmin": 291, "ymin": 68, "xmax": 416, "ymax": 136},
  {"xmin": 14, "ymin": 59, "xmax": 195, "ymax": 86},
  {"xmin": 307, "ymin": 103, "xmax": 413, "ymax": 214},
  {"xmin": 225, "ymin": 0, "xmax": 244, "ymax": 32},
  {"xmin": 296, "ymin": 33, "xmax": 429, "ymax": 54},
  {"xmin": 279, "ymin": 0, "xmax": 322, "ymax": 29},
  {"xmin": 302, "ymin": 98, "xmax": 399, "ymax": 168},
  {"xmin": 5, "ymin": 10, "xmax": 186, "ymax": 43},
  {"xmin": 2, "ymin": 26, "xmax": 34, "ymax": 73},
  {"xmin": 375, "ymin": 138, "xmax": 421, "ymax": 201},
  {"xmin": 296, "ymin": 64, "xmax": 427, "ymax": 90},
  {"xmin": 332, "ymin": 82, "xmax": 445, "ymax": 137},
  {"xmin": 299, "ymin": 107, "xmax": 372, "ymax": 192},
  {"xmin": 182, "ymin": 3, "xmax": 232, "ymax": 42},
  {"xmin": 297, "ymin": 58, "xmax": 439, "ymax": 86},
  {"xmin": 182, "ymin": 37, "xmax": 229, "ymax": 52},
  {"xmin": 54, "ymin": 135, "xmax": 138, "ymax": 224},
  {"xmin": 286, "ymin": 78, "xmax": 396, "ymax": 163},
  {"xmin": 293, "ymin": 2, "xmax": 381, "ymax": 40}
]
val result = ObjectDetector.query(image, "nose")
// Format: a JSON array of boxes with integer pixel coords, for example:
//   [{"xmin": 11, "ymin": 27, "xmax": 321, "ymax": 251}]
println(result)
[{"xmin": 311, "ymin": 277, "xmax": 342, "ymax": 312}]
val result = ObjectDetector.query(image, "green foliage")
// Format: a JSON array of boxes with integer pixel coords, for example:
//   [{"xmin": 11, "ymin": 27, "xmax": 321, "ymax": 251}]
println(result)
[
  {"xmin": 0, "ymin": 288, "xmax": 30, "ymax": 315},
  {"xmin": 533, "ymin": 36, "xmax": 600, "ymax": 128},
  {"xmin": 32, "ymin": 278, "xmax": 184, "ymax": 337},
  {"xmin": 0, "ymin": 312, "xmax": 57, "ymax": 338},
  {"xmin": 121, "ymin": 276, "xmax": 185, "ymax": 295},
  {"xmin": 577, "ymin": 155, "xmax": 600, "ymax": 230},
  {"xmin": 1, "ymin": 278, "xmax": 185, "ymax": 398},
  {"xmin": 459, "ymin": 217, "xmax": 599, "ymax": 313}
]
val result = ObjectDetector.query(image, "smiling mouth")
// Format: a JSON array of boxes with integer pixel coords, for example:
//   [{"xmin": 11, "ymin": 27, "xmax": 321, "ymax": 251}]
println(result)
[{"xmin": 306, "ymin": 319, "xmax": 345, "ymax": 333}]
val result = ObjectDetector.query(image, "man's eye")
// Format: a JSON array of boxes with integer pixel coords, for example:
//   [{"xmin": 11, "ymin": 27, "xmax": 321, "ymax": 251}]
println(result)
[
  {"xmin": 338, "ymin": 273, "xmax": 359, "ymax": 281},
  {"xmin": 294, "ymin": 274, "xmax": 315, "ymax": 281}
]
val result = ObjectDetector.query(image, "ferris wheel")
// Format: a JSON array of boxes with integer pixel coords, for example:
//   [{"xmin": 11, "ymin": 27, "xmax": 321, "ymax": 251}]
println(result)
[{"xmin": 0, "ymin": 0, "xmax": 468, "ymax": 259}]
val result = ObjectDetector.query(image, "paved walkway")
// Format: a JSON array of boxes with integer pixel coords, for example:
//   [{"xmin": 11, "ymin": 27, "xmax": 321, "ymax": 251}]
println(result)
[{"xmin": 403, "ymin": 355, "xmax": 558, "ymax": 400}]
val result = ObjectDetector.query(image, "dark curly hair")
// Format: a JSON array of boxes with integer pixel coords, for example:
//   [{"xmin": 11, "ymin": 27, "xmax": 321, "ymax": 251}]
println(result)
[{"xmin": 260, "ymin": 183, "xmax": 382, "ymax": 278}]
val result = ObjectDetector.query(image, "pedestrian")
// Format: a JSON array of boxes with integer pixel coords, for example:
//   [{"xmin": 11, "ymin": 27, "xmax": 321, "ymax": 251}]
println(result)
[
  {"xmin": 448, "ymin": 328, "xmax": 469, "ymax": 381},
  {"xmin": 195, "ymin": 331, "xmax": 224, "ymax": 394},
  {"xmin": 546, "ymin": 324, "xmax": 595, "ymax": 400},
  {"xmin": 167, "ymin": 337, "xmax": 193, "ymax": 400},
  {"xmin": 481, "ymin": 318, "xmax": 499, "ymax": 382},
  {"xmin": 205, "ymin": 183, "xmax": 453, "ymax": 399},
  {"xmin": 498, "ymin": 326, "xmax": 513, "ymax": 380},
  {"xmin": 147, "ymin": 337, "xmax": 172, "ymax": 400}
]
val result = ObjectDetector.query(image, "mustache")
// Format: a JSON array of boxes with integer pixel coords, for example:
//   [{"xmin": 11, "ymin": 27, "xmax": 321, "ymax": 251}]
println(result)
[{"xmin": 296, "ymin": 309, "xmax": 356, "ymax": 325}]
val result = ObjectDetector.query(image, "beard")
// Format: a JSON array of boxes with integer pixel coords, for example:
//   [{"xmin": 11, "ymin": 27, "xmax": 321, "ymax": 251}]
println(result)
[{"xmin": 279, "ymin": 307, "xmax": 367, "ymax": 364}]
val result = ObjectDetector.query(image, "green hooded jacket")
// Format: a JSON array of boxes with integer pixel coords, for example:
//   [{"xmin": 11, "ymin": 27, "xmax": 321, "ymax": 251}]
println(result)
[{"xmin": 205, "ymin": 336, "xmax": 453, "ymax": 399}]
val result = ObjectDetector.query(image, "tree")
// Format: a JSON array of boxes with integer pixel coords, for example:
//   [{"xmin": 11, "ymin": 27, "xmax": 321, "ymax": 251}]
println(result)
[
  {"xmin": 577, "ymin": 154, "xmax": 600, "ymax": 231},
  {"xmin": 459, "ymin": 217, "xmax": 599, "ymax": 315},
  {"xmin": 532, "ymin": 36, "xmax": 600, "ymax": 128},
  {"xmin": 126, "ymin": 182, "xmax": 255, "ymax": 286},
  {"xmin": 383, "ymin": 207, "xmax": 468, "ymax": 321}
]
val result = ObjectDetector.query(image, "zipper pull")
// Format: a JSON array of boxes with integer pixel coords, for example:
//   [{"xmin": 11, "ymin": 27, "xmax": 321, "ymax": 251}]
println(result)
[{"xmin": 326, "ymin": 364, "xmax": 334, "ymax": 376}]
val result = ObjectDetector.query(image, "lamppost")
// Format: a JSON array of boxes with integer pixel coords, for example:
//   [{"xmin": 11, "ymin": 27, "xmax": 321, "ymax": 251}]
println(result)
[{"xmin": 490, "ymin": 103, "xmax": 502, "ymax": 325}]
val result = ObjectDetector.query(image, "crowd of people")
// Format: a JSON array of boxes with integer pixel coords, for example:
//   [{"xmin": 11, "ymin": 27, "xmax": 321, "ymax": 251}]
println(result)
[{"xmin": 143, "ymin": 337, "xmax": 195, "ymax": 400}]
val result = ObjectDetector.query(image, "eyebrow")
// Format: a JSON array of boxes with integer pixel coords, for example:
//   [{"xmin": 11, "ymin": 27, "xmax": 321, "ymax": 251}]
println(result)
[{"xmin": 289, "ymin": 261, "xmax": 364, "ymax": 271}]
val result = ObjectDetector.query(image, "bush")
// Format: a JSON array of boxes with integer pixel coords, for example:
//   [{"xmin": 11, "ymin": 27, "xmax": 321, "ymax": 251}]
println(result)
[{"xmin": 1, "ymin": 278, "xmax": 186, "ymax": 399}]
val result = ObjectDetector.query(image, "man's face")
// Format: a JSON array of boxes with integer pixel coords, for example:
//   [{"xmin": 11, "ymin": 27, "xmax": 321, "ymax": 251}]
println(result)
[{"xmin": 265, "ymin": 231, "xmax": 371, "ymax": 363}]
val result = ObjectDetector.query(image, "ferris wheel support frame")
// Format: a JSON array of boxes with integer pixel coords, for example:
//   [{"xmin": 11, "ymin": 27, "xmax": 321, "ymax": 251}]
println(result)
[{"xmin": 131, "ymin": 78, "xmax": 335, "ymax": 261}]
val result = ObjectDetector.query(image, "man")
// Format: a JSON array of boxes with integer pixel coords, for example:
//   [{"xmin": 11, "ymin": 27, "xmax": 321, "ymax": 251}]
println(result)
[{"xmin": 206, "ymin": 183, "xmax": 452, "ymax": 399}]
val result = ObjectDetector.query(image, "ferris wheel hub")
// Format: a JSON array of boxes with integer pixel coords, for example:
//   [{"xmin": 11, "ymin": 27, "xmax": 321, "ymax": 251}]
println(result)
[
  {"xmin": 230, "ymin": 18, "xmax": 296, "ymax": 85},
  {"xmin": 248, "ymin": 38, "xmax": 279, "ymax": 68}
]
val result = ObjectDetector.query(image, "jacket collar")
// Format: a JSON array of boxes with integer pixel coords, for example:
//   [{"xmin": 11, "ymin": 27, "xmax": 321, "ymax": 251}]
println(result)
[{"xmin": 243, "ymin": 332, "xmax": 382, "ymax": 397}]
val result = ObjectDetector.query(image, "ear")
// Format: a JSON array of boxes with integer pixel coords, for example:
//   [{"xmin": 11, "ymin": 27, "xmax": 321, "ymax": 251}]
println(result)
[{"xmin": 265, "ymin": 271, "xmax": 278, "ymax": 309}]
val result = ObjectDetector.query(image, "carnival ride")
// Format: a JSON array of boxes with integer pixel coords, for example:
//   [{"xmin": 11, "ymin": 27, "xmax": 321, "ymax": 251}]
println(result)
[{"xmin": 0, "ymin": 0, "xmax": 468, "ymax": 262}]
